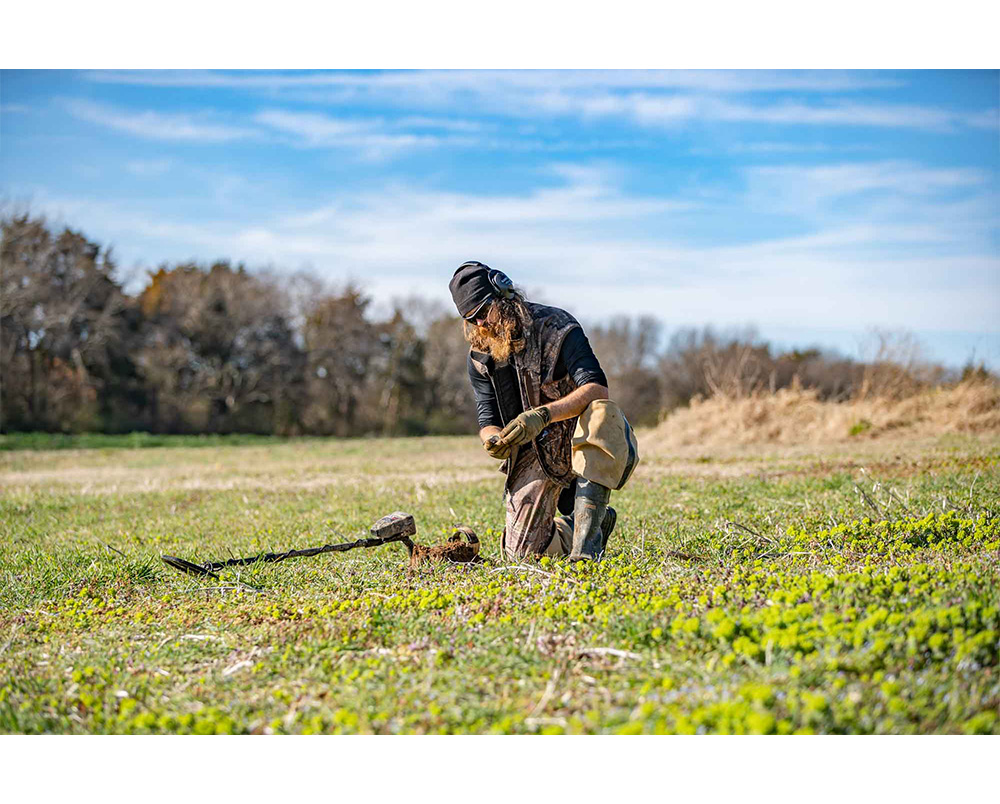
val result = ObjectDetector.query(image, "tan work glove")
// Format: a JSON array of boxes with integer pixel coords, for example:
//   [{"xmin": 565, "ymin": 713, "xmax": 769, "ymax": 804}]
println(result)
[
  {"xmin": 498, "ymin": 407, "xmax": 552, "ymax": 448},
  {"xmin": 484, "ymin": 435, "xmax": 511, "ymax": 460}
]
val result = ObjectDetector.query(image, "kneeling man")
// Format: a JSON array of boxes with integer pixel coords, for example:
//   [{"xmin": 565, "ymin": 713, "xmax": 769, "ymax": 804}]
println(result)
[{"xmin": 449, "ymin": 262, "xmax": 637, "ymax": 561}]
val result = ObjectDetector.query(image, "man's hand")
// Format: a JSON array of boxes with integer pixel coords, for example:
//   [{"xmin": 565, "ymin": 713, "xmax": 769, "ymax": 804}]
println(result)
[
  {"xmin": 498, "ymin": 407, "xmax": 552, "ymax": 447},
  {"xmin": 483, "ymin": 435, "xmax": 511, "ymax": 460}
]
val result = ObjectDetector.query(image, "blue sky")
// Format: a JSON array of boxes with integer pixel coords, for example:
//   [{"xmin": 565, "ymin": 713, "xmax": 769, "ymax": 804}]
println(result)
[{"xmin": 2, "ymin": 69, "xmax": 998, "ymax": 368}]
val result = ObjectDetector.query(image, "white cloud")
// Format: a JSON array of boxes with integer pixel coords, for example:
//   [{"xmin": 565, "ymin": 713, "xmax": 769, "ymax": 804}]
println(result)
[
  {"xmin": 563, "ymin": 94, "xmax": 994, "ymax": 133},
  {"xmin": 710, "ymin": 99, "xmax": 993, "ymax": 132},
  {"xmin": 253, "ymin": 109, "xmax": 458, "ymax": 158},
  {"xmin": 63, "ymin": 99, "xmax": 256, "ymax": 143},
  {"xmin": 276, "ymin": 164, "xmax": 686, "ymax": 233},
  {"xmin": 25, "ymin": 160, "xmax": 998, "ymax": 333},
  {"xmin": 690, "ymin": 142, "xmax": 841, "ymax": 156},
  {"xmin": 80, "ymin": 70, "xmax": 995, "ymax": 134},
  {"xmin": 747, "ymin": 161, "xmax": 987, "ymax": 201},
  {"xmin": 395, "ymin": 116, "xmax": 487, "ymax": 133},
  {"xmin": 59, "ymin": 100, "xmax": 483, "ymax": 159},
  {"xmin": 84, "ymin": 69, "xmax": 904, "ymax": 94},
  {"xmin": 253, "ymin": 110, "xmax": 373, "ymax": 143},
  {"xmin": 740, "ymin": 161, "xmax": 996, "ymax": 245}
]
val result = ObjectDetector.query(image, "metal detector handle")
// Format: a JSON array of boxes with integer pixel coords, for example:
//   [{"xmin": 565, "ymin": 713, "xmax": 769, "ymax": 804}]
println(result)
[{"xmin": 160, "ymin": 512, "xmax": 419, "ymax": 578}]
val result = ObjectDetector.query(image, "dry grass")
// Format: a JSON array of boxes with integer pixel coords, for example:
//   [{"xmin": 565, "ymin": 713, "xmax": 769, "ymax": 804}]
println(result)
[
  {"xmin": 0, "ymin": 437, "xmax": 496, "ymax": 496},
  {"xmin": 648, "ymin": 378, "xmax": 1000, "ymax": 449}
]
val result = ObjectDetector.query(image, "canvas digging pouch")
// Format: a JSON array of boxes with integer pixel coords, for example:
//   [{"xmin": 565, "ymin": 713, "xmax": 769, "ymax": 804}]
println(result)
[{"xmin": 571, "ymin": 399, "xmax": 639, "ymax": 490}]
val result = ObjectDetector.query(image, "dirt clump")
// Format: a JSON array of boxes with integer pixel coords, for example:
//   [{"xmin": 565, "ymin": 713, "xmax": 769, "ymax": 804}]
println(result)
[{"xmin": 409, "ymin": 526, "xmax": 483, "ymax": 568}]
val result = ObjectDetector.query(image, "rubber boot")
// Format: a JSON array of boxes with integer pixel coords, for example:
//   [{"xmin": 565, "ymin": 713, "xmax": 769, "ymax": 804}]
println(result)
[
  {"xmin": 601, "ymin": 506, "xmax": 617, "ymax": 551},
  {"xmin": 568, "ymin": 478, "xmax": 612, "ymax": 561}
]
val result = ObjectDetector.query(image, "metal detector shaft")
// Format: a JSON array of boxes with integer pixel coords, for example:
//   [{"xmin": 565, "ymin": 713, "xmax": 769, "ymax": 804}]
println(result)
[
  {"xmin": 200, "ymin": 531, "xmax": 413, "ymax": 570},
  {"xmin": 161, "ymin": 512, "xmax": 416, "ymax": 578}
]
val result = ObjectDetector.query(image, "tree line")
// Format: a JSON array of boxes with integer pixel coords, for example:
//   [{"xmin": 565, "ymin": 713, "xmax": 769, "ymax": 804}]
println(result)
[{"xmin": 1, "ymin": 214, "xmax": 983, "ymax": 436}]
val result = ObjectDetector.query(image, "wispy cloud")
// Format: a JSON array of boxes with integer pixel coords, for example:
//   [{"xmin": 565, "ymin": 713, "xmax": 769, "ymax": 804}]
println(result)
[
  {"xmin": 253, "ymin": 109, "xmax": 460, "ymax": 158},
  {"xmin": 713, "ymin": 99, "xmax": 996, "ymax": 132},
  {"xmin": 84, "ymin": 69, "xmax": 904, "ymax": 94},
  {"xmin": 253, "ymin": 110, "xmax": 374, "ymax": 143},
  {"xmin": 27, "ymin": 159, "xmax": 998, "ymax": 332},
  {"xmin": 64, "ymin": 99, "xmax": 256, "ymax": 143},
  {"xmin": 80, "ymin": 70, "xmax": 996, "ymax": 134},
  {"xmin": 741, "ymin": 160, "xmax": 996, "ymax": 240},
  {"xmin": 276, "ymin": 163, "xmax": 686, "ymax": 231},
  {"xmin": 60, "ymin": 100, "xmax": 483, "ymax": 159},
  {"xmin": 747, "ymin": 161, "xmax": 988, "ymax": 201},
  {"xmin": 396, "ymin": 115, "xmax": 487, "ymax": 133},
  {"xmin": 7, "ymin": 69, "xmax": 994, "ymax": 368},
  {"xmin": 563, "ymin": 94, "xmax": 995, "ymax": 133},
  {"xmin": 694, "ymin": 142, "xmax": 833, "ymax": 156}
]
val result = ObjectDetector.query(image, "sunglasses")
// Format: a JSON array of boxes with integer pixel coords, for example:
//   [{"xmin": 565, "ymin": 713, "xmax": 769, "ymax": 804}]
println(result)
[{"xmin": 464, "ymin": 299, "xmax": 493, "ymax": 324}]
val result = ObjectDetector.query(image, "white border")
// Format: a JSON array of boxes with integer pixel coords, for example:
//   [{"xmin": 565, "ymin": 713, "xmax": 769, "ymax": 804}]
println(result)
[
  {"xmin": 2, "ymin": 735, "xmax": 999, "ymax": 801},
  {"xmin": 1, "ymin": 1, "xmax": 998, "ymax": 67}
]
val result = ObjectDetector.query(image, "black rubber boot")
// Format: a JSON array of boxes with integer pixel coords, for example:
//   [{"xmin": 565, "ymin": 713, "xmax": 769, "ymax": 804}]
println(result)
[
  {"xmin": 601, "ymin": 506, "xmax": 617, "ymax": 551},
  {"xmin": 568, "ymin": 478, "xmax": 612, "ymax": 561}
]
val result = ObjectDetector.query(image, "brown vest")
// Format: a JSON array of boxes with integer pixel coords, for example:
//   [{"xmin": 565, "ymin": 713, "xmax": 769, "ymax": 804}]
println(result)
[{"xmin": 469, "ymin": 302, "xmax": 581, "ymax": 487}]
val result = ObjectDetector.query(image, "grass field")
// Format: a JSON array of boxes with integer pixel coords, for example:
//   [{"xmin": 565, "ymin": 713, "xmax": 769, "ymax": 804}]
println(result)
[{"xmin": 1, "ymin": 432, "xmax": 998, "ymax": 734}]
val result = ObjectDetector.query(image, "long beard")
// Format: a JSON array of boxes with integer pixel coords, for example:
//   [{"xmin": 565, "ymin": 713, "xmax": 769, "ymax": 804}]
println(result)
[
  {"xmin": 465, "ymin": 322, "xmax": 517, "ymax": 362},
  {"xmin": 464, "ymin": 314, "xmax": 525, "ymax": 362}
]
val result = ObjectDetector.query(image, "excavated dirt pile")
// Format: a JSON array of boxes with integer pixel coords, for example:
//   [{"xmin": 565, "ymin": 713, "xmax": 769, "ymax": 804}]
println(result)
[{"xmin": 647, "ymin": 379, "xmax": 1000, "ymax": 448}]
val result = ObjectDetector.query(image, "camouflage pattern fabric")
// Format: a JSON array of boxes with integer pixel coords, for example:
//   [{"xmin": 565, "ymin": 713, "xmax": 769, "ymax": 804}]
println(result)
[
  {"xmin": 502, "ymin": 446, "xmax": 574, "ymax": 558},
  {"xmin": 469, "ymin": 302, "xmax": 582, "ymax": 489}
]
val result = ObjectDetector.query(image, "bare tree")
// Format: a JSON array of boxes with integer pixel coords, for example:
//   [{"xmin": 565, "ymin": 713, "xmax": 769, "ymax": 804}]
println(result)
[
  {"xmin": 857, "ymin": 328, "xmax": 940, "ymax": 400},
  {"xmin": 658, "ymin": 326, "xmax": 772, "ymax": 408},
  {"xmin": 137, "ymin": 262, "xmax": 304, "ymax": 434},
  {"xmin": 1, "ymin": 214, "xmax": 143, "ymax": 432},
  {"xmin": 1, "ymin": 213, "xmax": 966, "ymax": 438},
  {"xmin": 587, "ymin": 315, "xmax": 664, "ymax": 425},
  {"xmin": 421, "ymin": 313, "xmax": 478, "ymax": 433},
  {"xmin": 300, "ymin": 286, "xmax": 376, "ymax": 436}
]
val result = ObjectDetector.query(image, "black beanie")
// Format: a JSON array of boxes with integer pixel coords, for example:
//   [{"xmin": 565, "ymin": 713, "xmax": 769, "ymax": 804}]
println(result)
[{"xmin": 449, "ymin": 261, "xmax": 498, "ymax": 319}]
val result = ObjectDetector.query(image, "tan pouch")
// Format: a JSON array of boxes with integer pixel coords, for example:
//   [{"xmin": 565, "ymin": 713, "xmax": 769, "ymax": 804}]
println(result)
[{"xmin": 571, "ymin": 399, "xmax": 640, "ymax": 490}]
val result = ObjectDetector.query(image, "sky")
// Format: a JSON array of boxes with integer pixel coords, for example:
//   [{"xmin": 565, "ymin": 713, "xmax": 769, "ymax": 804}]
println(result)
[{"xmin": 1, "ymin": 69, "xmax": 998, "ymax": 368}]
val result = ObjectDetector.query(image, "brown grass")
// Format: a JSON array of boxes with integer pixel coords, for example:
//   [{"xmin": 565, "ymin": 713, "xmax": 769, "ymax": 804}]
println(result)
[
  {"xmin": 647, "ymin": 378, "xmax": 1000, "ymax": 449},
  {"xmin": 0, "ymin": 438, "xmax": 497, "ymax": 495}
]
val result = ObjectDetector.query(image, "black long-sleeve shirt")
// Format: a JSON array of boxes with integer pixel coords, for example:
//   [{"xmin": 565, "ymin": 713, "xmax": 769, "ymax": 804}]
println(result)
[{"xmin": 468, "ymin": 326, "xmax": 608, "ymax": 430}]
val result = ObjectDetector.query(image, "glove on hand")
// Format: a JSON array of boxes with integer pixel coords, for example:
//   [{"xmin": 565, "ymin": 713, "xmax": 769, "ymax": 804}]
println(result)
[
  {"xmin": 498, "ymin": 407, "xmax": 552, "ymax": 448},
  {"xmin": 484, "ymin": 435, "xmax": 511, "ymax": 460}
]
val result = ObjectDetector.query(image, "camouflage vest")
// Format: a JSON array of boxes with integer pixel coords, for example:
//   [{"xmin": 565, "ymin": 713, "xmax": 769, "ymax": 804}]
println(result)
[{"xmin": 469, "ymin": 302, "xmax": 581, "ymax": 487}]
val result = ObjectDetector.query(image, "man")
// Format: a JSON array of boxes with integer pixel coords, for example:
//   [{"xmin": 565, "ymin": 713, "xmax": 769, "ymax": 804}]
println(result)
[{"xmin": 449, "ymin": 261, "xmax": 637, "ymax": 561}]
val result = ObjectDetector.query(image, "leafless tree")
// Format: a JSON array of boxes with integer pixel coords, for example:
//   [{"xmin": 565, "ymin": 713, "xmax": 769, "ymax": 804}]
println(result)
[
  {"xmin": 587, "ymin": 315, "xmax": 664, "ymax": 424},
  {"xmin": 421, "ymin": 313, "xmax": 478, "ymax": 433},
  {"xmin": 3, "ymin": 214, "xmax": 971, "ymax": 438},
  {"xmin": 1, "ymin": 214, "xmax": 142, "ymax": 432},
  {"xmin": 137, "ymin": 262, "xmax": 304, "ymax": 434},
  {"xmin": 300, "ymin": 285, "xmax": 376, "ymax": 436}
]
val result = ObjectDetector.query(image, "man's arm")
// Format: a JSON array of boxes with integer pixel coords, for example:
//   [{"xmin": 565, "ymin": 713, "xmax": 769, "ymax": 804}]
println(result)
[
  {"xmin": 482, "ymin": 381, "xmax": 606, "ymax": 441},
  {"xmin": 494, "ymin": 322, "xmax": 610, "ymax": 448},
  {"xmin": 546, "ymin": 327, "xmax": 608, "ymax": 423},
  {"xmin": 542, "ymin": 382, "xmax": 609, "ymax": 423},
  {"xmin": 468, "ymin": 352, "xmax": 504, "ymax": 445},
  {"xmin": 495, "ymin": 382, "xmax": 608, "ymax": 448}
]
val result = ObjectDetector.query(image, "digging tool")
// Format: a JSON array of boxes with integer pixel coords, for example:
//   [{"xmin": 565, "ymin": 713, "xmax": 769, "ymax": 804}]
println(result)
[{"xmin": 160, "ymin": 511, "xmax": 417, "ymax": 579}]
